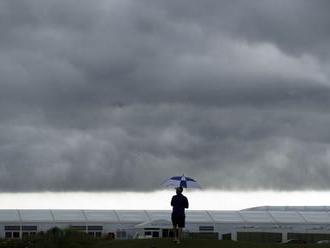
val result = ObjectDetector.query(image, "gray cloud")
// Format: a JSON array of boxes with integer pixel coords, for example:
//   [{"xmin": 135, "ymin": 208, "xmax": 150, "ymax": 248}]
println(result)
[{"xmin": 0, "ymin": 0, "xmax": 330, "ymax": 191}]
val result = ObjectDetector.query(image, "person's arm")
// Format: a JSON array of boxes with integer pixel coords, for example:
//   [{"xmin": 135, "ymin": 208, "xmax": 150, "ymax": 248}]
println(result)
[
  {"xmin": 185, "ymin": 197, "xmax": 189, "ymax": 209},
  {"xmin": 171, "ymin": 196, "xmax": 174, "ymax": 206}
]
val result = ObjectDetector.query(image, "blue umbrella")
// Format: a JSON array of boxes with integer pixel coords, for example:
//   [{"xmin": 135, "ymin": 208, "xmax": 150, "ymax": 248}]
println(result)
[{"xmin": 161, "ymin": 174, "xmax": 201, "ymax": 189}]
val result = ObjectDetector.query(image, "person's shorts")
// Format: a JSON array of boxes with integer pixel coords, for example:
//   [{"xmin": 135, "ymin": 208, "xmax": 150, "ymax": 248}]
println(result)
[{"xmin": 171, "ymin": 215, "xmax": 185, "ymax": 228}]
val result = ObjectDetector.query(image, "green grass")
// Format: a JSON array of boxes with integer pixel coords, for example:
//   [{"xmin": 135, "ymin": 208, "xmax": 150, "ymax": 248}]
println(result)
[
  {"xmin": 2, "ymin": 228, "xmax": 329, "ymax": 248},
  {"xmin": 95, "ymin": 239, "xmax": 329, "ymax": 248},
  {"xmin": 69, "ymin": 239, "xmax": 330, "ymax": 248},
  {"xmin": 15, "ymin": 239, "xmax": 329, "ymax": 248}
]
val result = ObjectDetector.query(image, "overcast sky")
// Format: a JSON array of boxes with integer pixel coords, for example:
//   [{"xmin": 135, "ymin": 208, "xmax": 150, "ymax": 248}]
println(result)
[{"xmin": 1, "ymin": 0, "xmax": 330, "ymax": 192}]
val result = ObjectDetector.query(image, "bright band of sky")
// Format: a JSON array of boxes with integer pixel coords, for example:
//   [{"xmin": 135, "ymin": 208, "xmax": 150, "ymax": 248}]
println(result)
[{"xmin": 1, "ymin": 190, "xmax": 330, "ymax": 210}]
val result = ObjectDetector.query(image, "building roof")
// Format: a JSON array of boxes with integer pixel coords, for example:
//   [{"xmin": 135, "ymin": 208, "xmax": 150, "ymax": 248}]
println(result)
[
  {"xmin": 0, "ymin": 208, "xmax": 330, "ymax": 225},
  {"xmin": 244, "ymin": 206, "xmax": 330, "ymax": 211}
]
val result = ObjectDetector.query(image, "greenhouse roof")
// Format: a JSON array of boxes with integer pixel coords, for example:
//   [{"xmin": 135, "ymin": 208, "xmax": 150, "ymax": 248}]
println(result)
[{"xmin": 0, "ymin": 207, "xmax": 330, "ymax": 224}]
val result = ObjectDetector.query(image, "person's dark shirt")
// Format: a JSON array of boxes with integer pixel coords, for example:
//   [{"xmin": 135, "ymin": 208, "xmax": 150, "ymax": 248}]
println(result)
[{"xmin": 171, "ymin": 193, "xmax": 189, "ymax": 217}]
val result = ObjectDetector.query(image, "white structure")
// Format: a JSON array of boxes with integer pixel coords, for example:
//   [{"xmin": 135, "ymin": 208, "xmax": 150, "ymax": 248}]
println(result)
[{"xmin": 1, "ymin": 207, "xmax": 330, "ymax": 242}]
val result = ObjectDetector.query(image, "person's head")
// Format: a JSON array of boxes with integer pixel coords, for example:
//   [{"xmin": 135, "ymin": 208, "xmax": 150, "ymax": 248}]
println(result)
[{"xmin": 176, "ymin": 186, "xmax": 183, "ymax": 195}]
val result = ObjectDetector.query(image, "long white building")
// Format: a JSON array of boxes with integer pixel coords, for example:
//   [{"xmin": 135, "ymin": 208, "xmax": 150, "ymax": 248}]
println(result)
[{"xmin": 1, "ymin": 206, "xmax": 330, "ymax": 243}]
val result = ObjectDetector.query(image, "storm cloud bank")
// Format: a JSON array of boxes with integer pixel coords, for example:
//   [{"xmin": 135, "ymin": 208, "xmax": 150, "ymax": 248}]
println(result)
[{"xmin": 1, "ymin": 0, "xmax": 330, "ymax": 191}]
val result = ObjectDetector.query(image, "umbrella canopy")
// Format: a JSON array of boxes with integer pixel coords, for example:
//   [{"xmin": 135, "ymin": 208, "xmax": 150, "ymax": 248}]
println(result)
[{"xmin": 161, "ymin": 175, "xmax": 201, "ymax": 189}]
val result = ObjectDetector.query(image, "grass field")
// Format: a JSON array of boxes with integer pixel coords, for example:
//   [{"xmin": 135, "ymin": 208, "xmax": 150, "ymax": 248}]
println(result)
[
  {"xmin": 2, "ymin": 228, "xmax": 329, "ymax": 248},
  {"xmin": 77, "ymin": 239, "xmax": 330, "ymax": 248},
  {"xmin": 3, "ymin": 238, "xmax": 330, "ymax": 248}
]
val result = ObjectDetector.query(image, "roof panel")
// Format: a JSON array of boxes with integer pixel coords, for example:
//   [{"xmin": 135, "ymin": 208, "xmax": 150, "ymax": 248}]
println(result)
[
  {"xmin": 52, "ymin": 210, "xmax": 86, "ymax": 222},
  {"xmin": 20, "ymin": 210, "xmax": 53, "ymax": 222},
  {"xmin": 84, "ymin": 210, "xmax": 119, "ymax": 222},
  {"xmin": 0, "ymin": 210, "xmax": 20, "ymax": 222},
  {"xmin": 209, "ymin": 211, "xmax": 244, "ymax": 223},
  {"xmin": 146, "ymin": 210, "xmax": 171, "ymax": 221},
  {"xmin": 269, "ymin": 211, "xmax": 305, "ymax": 223},
  {"xmin": 247, "ymin": 206, "xmax": 330, "ymax": 211},
  {"xmin": 116, "ymin": 210, "xmax": 149, "ymax": 222},
  {"xmin": 186, "ymin": 211, "xmax": 213, "ymax": 222},
  {"xmin": 299, "ymin": 211, "xmax": 330, "ymax": 223},
  {"xmin": 240, "ymin": 211, "xmax": 274, "ymax": 223},
  {"xmin": 309, "ymin": 206, "xmax": 330, "ymax": 211},
  {"xmin": 2, "ymin": 209, "xmax": 330, "ymax": 225},
  {"xmin": 245, "ymin": 206, "xmax": 286, "ymax": 211}
]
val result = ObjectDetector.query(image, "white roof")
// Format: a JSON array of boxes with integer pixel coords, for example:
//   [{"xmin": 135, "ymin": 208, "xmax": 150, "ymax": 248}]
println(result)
[
  {"xmin": 20, "ymin": 210, "xmax": 53, "ymax": 222},
  {"xmin": 84, "ymin": 210, "xmax": 119, "ymax": 222},
  {"xmin": 240, "ymin": 211, "xmax": 274, "ymax": 223},
  {"xmin": 298, "ymin": 211, "xmax": 330, "ymax": 223},
  {"xmin": 147, "ymin": 210, "xmax": 171, "ymax": 221},
  {"xmin": 208, "ymin": 211, "xmax": 243, "ymax": 223},
  {"xmin": 52, "ymin": 210, "xmax": 86, "ymax": 222},
  {"xmin": 186, "ymin": 211, "xmax": 213, "ymax": 223},
  {"xmin": 135, "ymin": 219, "xmax": 172, "ymax": 228},
  {"xmin": 115, "ymin": 210, "xmax": 149, "ymax": 223},
  {"xmin": 0, "ymin": 207, "xmax": 329, "ymax": 225},
  {"xmin": 269, "ymin": 211, "xmax": 305, "ymax": 223},
  {"xmin": 0, "ymin": 210, "xmax": 20, "ymax": 222},
  {"xmin": 245, "ymin": 206, "xmax": 330, "ymax": 211}
]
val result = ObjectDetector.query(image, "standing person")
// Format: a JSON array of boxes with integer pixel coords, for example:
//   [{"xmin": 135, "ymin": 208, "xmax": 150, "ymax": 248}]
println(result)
[{"xmin": 171, "ymin": 186, "xmax": 189, "ymax": 244}]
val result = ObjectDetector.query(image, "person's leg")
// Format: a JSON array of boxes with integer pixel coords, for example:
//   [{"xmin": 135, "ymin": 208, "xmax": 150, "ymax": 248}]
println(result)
[
  {"xmin": 177, "ymin": 227, "xmax": 182, "ymax": 244},
  {"xmin": 172, "ymin": 225, "xmax": 178, "ymax": 241},
  {"xmin": 177, "ymin": 216, "xmax": 185, "ymax": 244},
  {"xmin": 172, "ymin": 215, "xmax": 178, "ymax": 241}
]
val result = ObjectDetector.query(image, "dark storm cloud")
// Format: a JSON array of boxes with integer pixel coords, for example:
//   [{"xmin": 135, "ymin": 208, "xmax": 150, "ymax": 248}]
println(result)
[{"xmin": 1, "ymin": 0, "xmax": 330, "ymax": 191}]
